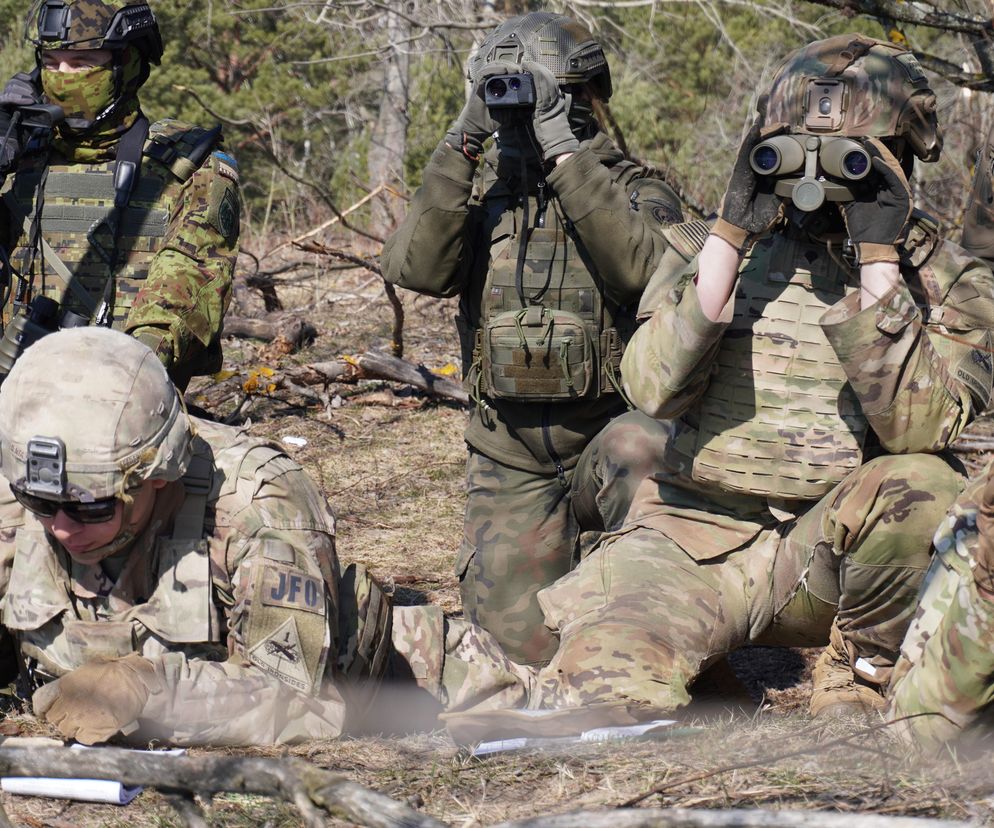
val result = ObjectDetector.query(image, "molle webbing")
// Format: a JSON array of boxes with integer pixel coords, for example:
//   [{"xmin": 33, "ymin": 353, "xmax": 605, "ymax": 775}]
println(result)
[{"xmin": 690, "ymin": 236, "xmax": 868, "ymax": 501}]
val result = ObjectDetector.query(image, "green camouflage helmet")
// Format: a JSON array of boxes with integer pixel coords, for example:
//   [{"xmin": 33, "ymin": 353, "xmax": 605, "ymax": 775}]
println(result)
[
  {"xmin": 0, "ymin": 328, "xmax": 192, "ymax": 503},
  {"xmin": 764, "ymin": 33, "xmax": 941, "ymax": 162},
  {"xmin": 468, "ymin": 12, "xmax": 612, "ymax": 101},
  {"xmin": 26, "ymin": 0, "xmax": 163, "ymax": 64}
]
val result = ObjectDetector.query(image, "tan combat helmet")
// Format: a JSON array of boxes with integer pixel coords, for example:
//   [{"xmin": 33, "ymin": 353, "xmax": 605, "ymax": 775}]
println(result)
[
  {"xmin": 26, "ymin": 0, "xmax": 163, "ymax": 64},
  {"xmin": 0, "ymin": 327, "xmax": 192, "ymax": 505},
  {"xmin": 765, "ymin": 33, "xmax": 941, "ymax": 163},
  {"xmin": 468, "ymin": 11, "xmax": 612, "ymax": 101}
]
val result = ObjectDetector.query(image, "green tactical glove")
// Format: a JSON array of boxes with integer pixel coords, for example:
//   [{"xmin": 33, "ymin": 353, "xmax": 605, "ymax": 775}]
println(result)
[
  {"xmin": 32, "ymin": 654, "xmax": 163, "ymax": 745},
  {"xmin": 974, "ymin": 475, "xmax": 994, "ymax": 598},
  {"xmin": 839, "ymin": 137, "xmax": 912, "ymax": 265},
  {"xmin": 711, "ymin": 120, "xmax": 784, "ymax": 252},
  {"xmin": 521, "ymin": 60, "xmax": 579, "ymax": 162},
  {"xmin": 443, "ymin": 63, "xmax": 515, "ymax": 162},
  {"xmin": 131, "ymin": 326, "xmax": 175, "ymax": 370}
]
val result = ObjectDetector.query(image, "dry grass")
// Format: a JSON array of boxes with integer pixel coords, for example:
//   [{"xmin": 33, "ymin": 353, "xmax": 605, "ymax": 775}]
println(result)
[{"xmin": 5, "ymin": 257, "xmax": 994, "ymax": 825}]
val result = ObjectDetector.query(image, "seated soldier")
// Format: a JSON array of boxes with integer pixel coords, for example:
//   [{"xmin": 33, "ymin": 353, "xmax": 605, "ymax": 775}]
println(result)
[
  {"xmin": 0, "ymin": 328, "xmax": 534, "ymax": 746},
  {"xmin": 887, "ymin": 459, "xmax": 994, "ymax": 748},
  {"xmin": 502, "ymin": 33, "xmax": 994, "ymax": 721}
]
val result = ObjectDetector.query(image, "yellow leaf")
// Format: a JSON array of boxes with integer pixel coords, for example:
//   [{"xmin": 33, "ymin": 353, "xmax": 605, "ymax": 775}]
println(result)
[
  {"xmin": 259, "ymin": 366, "xmax": 276, "ymax": 377},
  {"xmin": 212, "ymin": 369, "xmax": 238, "ymax": 382},
  {"xmin": 437, "ymin": 362, "xmax": 459, "ymax": 377}
]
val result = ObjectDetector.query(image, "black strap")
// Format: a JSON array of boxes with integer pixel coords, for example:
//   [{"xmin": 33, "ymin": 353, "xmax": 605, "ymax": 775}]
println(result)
[{"xmin": 92, "ymin": 113, "xmax": 149, "ymax": 326}]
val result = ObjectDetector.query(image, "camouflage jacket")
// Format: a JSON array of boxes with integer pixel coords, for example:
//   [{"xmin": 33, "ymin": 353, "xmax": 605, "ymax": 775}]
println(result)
[
  {"xmin": 382, "ymin": 130, "xmax": 682, "ymax": 473},
  {"xmin": 888, "ymin": 464, "xmax": 994, "ymax": 748},
  {"xmin": 0, "ymin": 419, "xmax": 347, "ymax": 747},
  {"xmin": 0, "ymin": 118, "xmax": 240, "ymax": 389},
  {"xmin": 622, "ymin": 225, "xmax": 994, "ymax": 521}
]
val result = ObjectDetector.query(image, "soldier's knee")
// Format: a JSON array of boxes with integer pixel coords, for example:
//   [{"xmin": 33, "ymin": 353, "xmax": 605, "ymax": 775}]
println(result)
[
  {"xmin": 593, "ymin": 411, "xmax": 672, "ymax": 478},
  {"xmin": 541, "ymin": 621, "xmax": 696, "ymax": 712}
]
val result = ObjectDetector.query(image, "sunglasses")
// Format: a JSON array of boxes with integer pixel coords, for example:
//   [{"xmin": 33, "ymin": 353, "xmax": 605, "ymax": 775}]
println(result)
[{"xmin": 10, "ymin": 485, "xmax": 119, "ymax": 524}]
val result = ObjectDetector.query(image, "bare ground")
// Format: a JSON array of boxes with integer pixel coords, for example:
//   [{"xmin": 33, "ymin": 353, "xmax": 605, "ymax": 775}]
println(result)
[{"xmin": 3, "ymin": 257, "xmax": 994, "ymax": 826}]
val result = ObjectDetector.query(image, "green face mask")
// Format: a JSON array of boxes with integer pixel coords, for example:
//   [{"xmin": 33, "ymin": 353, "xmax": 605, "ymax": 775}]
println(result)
[{"xmin": 41, "ymin": 62, "xmax": 116, "ymax": 124}]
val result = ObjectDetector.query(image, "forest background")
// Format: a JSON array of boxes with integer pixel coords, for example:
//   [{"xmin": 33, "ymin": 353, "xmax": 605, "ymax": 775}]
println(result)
[
  {"xmin": 0, "ymin": 0, "xmax": 988, "ymax": 242},
  {"xmin": 0, "ymin": 1, "xmax": 993, "ymax": 825}
]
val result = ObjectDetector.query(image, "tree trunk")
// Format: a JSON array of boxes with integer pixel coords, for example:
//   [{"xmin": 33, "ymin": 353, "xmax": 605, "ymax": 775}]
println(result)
[{"xmin": 368, "ymin": 3, "xmax": 412, "ymax": 237}]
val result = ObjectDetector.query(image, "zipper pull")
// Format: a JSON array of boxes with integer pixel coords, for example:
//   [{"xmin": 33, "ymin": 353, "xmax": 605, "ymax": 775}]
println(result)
[
  {"xmin": 536, "ymin": 180, "xmax": 547, "ymax": 228},
  {"xmin": 556, "ymin": 463, "xmax": 568, "ymax": 489}
]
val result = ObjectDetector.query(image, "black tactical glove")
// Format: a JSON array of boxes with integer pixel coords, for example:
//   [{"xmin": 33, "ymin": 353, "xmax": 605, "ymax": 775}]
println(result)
[
  {"xmin": 839, "ymin": 137, "xmax": 912, "ymax": 265},
  {"xmin": 443, "ymin": 63, "xmax": 516, "ymax": 162},
  {"xmin": 521, "ymin": 60, "xmax": 579, "ymax": 162},
  {"xmin": 711, "ymin": 120, "xmax": 784, "ymax": 251},
  {"xmin": 0, "ymin": 72, "xmax": 43, "ymax": 176}
]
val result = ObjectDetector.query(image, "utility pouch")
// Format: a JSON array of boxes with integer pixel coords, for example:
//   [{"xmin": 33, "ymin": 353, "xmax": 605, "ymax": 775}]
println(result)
[{"xmin": 483, "ymin": 305, "xmax": 593, "ymax": 401}]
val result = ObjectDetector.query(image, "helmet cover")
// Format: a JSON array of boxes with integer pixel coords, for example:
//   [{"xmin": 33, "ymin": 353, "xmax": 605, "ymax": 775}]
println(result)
[
  {"xmin": 469, "ymin": 12, "xmax": 612, "ymax": 101},
  {"xmin": 764, "ymin": 33, "xmax": 941, "ymax": 162},
  {"xmin": 0, "ymin": 328, "xmax": 193, "ymax": 502}
]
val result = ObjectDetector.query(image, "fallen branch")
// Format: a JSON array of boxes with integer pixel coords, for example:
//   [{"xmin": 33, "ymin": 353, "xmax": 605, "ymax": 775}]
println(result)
[
  {"xmin": 494, "ymin": 808, "xmax": 971, "ymax": 828},
  {"xmin": 285, "ymin": 351, "xmax": 468, "ymax": 405},
  {"xmin": 224, "ymin": 315, "xmax": 317, "ymax": 351},
  {"xmin": 293, "ymin": 240, "xmax": 405, "ymax": 358},
  {"xmin": 0, "ymin": 746, "xmax": 444, "ymax": 828}
]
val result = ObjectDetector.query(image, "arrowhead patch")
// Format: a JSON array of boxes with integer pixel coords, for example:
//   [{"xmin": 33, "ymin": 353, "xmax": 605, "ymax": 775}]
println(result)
[{"xmin": 249, "ymin": 616, "xmax": 312, "ymax": 692}]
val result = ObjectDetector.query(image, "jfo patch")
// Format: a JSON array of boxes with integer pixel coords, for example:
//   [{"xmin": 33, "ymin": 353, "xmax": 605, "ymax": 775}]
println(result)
[
  {"xmin": 260, "ymin": 563, "xmax": 325, "ymax": 615},
  {"xmin": 248, "ymin": 616, "xmax": 311, "ymax": 692}
]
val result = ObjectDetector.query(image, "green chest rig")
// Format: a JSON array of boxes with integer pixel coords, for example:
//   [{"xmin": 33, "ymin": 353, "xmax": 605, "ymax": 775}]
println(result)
[
  {"xmin": 1, "ymin": 118, "xmax": 219, "ymax": 327},
  {"xmin": 466, "ymin": 155, "xmax": 636, "ymax": 404}
]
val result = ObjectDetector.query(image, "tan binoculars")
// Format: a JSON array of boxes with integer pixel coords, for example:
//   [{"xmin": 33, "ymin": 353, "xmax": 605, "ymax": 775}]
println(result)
[{"xmin": 749, "ymin": 134, "xmax": 872, "ymax": 212}]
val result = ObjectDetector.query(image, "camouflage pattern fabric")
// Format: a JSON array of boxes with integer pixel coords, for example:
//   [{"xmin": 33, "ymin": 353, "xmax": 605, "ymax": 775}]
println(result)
[
  {"xmin": 0, "ymin": 118, "xmax": 239, "ymax": 388},
  {"xmin": 383, "ymin": 128, "xmax": 681, "ymax": 664},
  {"xmin": 458, "ymin": 410, "xmax": 676, "ymax": 664},
  {"xmin": 610, "ymin": 225, "xmax": 994, "ymax": 701},
  {"xmin": 888, "ymin": 462, "xmax": 994, "ymax": 748},
  {"xmin": 962, "ymin": 121, "xmax": 994, "ymax": 260},
  {"xmin": 0, "ymin": 418, "xmax": 348, "ymax": 747}
]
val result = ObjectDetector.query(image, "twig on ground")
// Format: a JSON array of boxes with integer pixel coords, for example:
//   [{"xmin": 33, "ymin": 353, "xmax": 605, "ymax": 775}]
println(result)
[{"xmin": 0, "ymin": 746, "xmax": 444, "ymax": 828}]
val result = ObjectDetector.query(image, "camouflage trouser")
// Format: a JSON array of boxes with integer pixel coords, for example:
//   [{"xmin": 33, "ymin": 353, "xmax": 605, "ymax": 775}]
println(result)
[
  {"xmin": 526, "ymin": 453, "xmax": 963, "ymax": 711},
  {"xmin": 458, "ymin": 411, "xmax": 672, "ymax": 665}
]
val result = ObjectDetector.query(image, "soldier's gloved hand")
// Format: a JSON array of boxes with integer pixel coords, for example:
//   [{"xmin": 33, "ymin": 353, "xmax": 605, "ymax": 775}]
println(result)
[
  {"xmin": 0, "ymin": 71, "xmax": 42, "ymax": 108},
  {"xmin": 840, "ymin": 137, "xmax": 912, "ymax": 265},
  {"xmin": 521, "ymin": 60, "xmax": 579, "ymax": 162},
  {"xmin": 131, "ymin": 326, "xmax": 176, "ymax": 370},
  {"xmin": 443, "ymin": 63, "xmax": 513, "ymax": 162},
  {"xmin": 32, "ymin": 654, "xmax": 162, "ymax": 745},
  {"xmin": 0, "ymin": 73, "xmax": 39, "ymax": 176},
  {"xmin": 974, "ymin": 474, "xmax": 994, "ymax": 598},
  {"xmin": 711, "ymin": 119, "xmax": 784, "ymax": 252}
]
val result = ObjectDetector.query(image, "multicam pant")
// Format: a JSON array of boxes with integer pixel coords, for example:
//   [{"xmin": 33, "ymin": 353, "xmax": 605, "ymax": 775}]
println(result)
[
  {"xmin": 457, "ymin": 410, "xmax": 673, "ymax": 665},
  {"xmin": 529, "ymin": 453, "xmax": 963, "ymax": 711}
]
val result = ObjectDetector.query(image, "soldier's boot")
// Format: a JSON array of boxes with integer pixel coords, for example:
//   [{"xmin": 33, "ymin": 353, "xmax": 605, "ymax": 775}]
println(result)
[{"xmin": 809, "ymin": 625, "xmax": 885, "ymax": 719}]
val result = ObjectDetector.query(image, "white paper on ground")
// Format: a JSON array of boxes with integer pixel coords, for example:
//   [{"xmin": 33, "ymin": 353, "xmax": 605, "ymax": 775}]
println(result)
[
  {"xmin": 471, "ymin": 719, "xmax": 681, "ymax": 757},
  {"xmin": 1, "ymin": 745, "xmax": 187, "ymax": 805}
]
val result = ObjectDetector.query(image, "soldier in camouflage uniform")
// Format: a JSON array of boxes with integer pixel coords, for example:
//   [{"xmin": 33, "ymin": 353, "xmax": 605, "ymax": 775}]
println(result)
[
  {"xmin": 0, "ymin": 327, "xmax": 539, "ymax": 744},
  {"xmin": 381, "ymin": 12, "xmax": 689, "ymax": 665},
  {"xmin": 509, "ymin": 34, "xmax": 994, "ymax": 719},
  {"xmin": 885, "ymin": 459, "xmax": 994, "ymax": 748},
  {"xmin": 0, "ymin": 0, "xmax": 239, "ymax": 389}
]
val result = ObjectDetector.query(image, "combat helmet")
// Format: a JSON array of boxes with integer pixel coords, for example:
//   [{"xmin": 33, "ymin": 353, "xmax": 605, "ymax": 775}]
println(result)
[
  {"xmin": 0, "ymin": 327, "xmax": 193, "ymax": 506},
  {"xmin": 764, "ymin": 33, "xmax": 941, "ymax": 162},
  {"xmin": 26, "ymin": 0, "xmax": 163, "ymax": 64},
  {"xmin": 468, "ymin": 12, "xmax": 612, "ymax": 101}
]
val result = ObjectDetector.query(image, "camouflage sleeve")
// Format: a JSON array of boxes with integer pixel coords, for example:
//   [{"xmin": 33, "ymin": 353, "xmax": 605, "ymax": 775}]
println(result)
[
  {"xmin": 133, "ymin": 449, "xmax": 348, "ymax": 745},
  {"xmin": 821, "ymin": 257, "xmax": 994, "ymax": 454},
  {"xmin": 621, "ymin": 260, "xmax": 734, "ymax": 419},
  {"xmin": 380, "ymin": 143, "xmax": 477, "ymax": 298},
  {"xmin": 888, "ymin": 480, "xmax": 994, "ymax": 748},
  {"xmin": 124, "ymin": 151, "xmax": 239, "ymax": 381},
  {"xmin": 132, "ymin": 651, "xmax": 346, "ymax": 746},
  {"xmin": 547, "ymin": 147, "xmax": 682, "ymax": 305}
]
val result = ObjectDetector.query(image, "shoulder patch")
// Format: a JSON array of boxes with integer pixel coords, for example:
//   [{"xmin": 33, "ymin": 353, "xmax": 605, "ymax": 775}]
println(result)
[
  {"xmin": 248, "ymin": 616, "xmax": 312, "ymax": 692},
  {"xmin": 956, "ymin": 332, "xmax": 994, "ymax": 411},
  {"xmin": 213, "ymin": 150, "xmax": 239, "ymax": 184},
  {"xmin": 260, "ymin": 562, "xmax": 325, "ymax": 615},
  {"xmin": 207, "ymin": 177, "xmax": 240, "ymax": 242}
]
